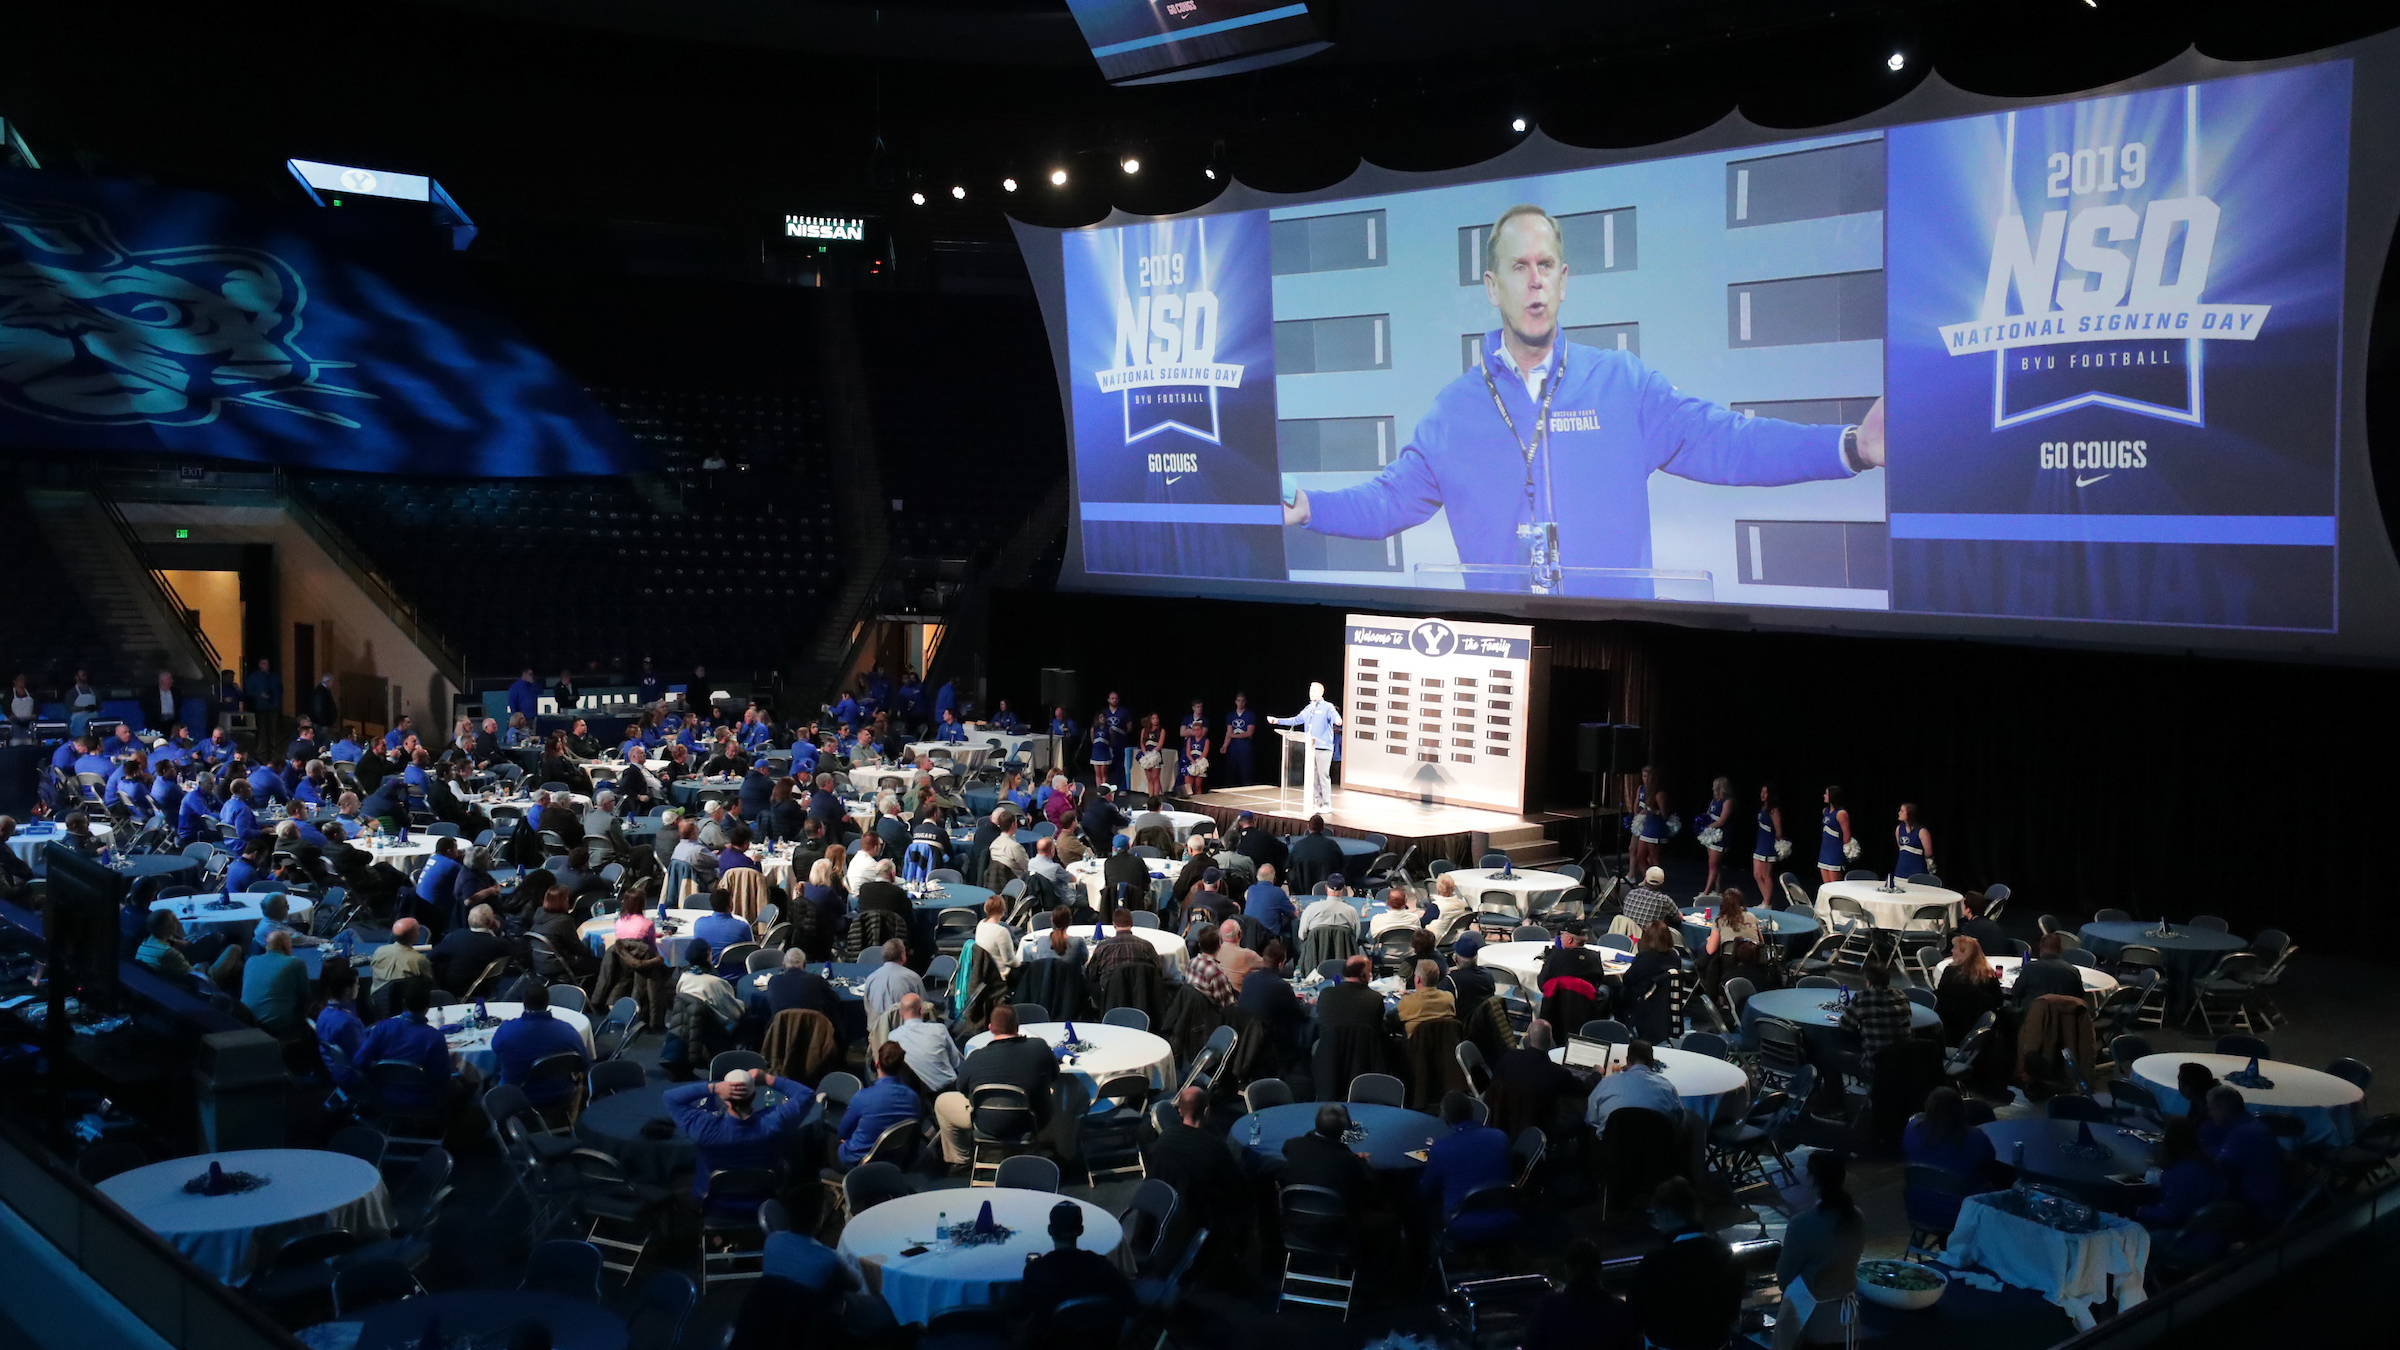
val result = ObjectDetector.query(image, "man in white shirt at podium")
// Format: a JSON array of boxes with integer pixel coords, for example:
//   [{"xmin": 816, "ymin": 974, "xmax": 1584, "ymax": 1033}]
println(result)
[{"xmin": 1269, "ymin": 683, "xmax": 1343, "ymax": 814}]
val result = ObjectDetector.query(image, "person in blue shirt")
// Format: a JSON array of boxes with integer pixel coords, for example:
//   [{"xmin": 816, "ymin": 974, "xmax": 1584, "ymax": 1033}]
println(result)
[
  {"xmin": 218, "ymin": 779, "xmax": 260, "ymax": 844},
  {"xmin": 328, "ymin": 733, "xmax": 363, "ymax": 764},
  {"xmin": 412, "ymin": 837, "xmax": 464, "ymax": 931},
  {"xmin": 740, "ymin": 709, "xmax": 772, "ymax": 749},
  {"xmin": 788, "ymin": 736, "xmax": 820, "ymax": 776},
  {"xmin": 176, "ymin": 775, "xmax": 220, "ymax": 845},
  {"xmin": 932, "ymin": 679, "xmax": 956, "ymax": 726},
  {"xmin": 2137, "ymin": 1116, "xmax": 2231, "ymax": 1248},
  {"xmin": 197, "ymin": 726, "xmax": 236, "ymax": 766},
  {"xmin": 2199, "ymin": 1085, "xmax": 2286, "ymax": 1222},
  {"xmin": 244, "ymin": 658, "xmax": 284, "ymax": 723},
  {"xmin": 934, "ymin": 710, "xmax": 967, "ymax": 744},
  {"xmin": 864, "ymin": 665, "xmax": 892, "ymax": 712},
  {"xmin": 1419, "ymin": 1091, "xmax": 1519, "ymax": 1242},
  {"xmin": 1283, "ymin": 205, "xmax": 1886, "ymax": 598},
  {"xmin": 1243, "ymin": 870, "xmax": 1296, "ymax": 939},
  {"xmin": 147, "ymin": 735, "xmax": 189, "ymax": 771},
  {"xmin": 1267, "ymin": 683, "xmax": 1343, "ymax": 814},
  {"xmin": 837, "ymin": 1040, "xmax": 927, "ymax": 1166},
  {"xmin": 105, "ymin": 722, "xmax": 143, "ymax": 764},
  {"xmin": 50, "ymin": 736, "xmax": 84, "ymax": 774},
  {"xmin": 223, "ymin": 836, "xmax": 269, "ymax": 896},
  {"xmin": 998, "ymin": 770, "xmax": 1033, "ymax": 815},
  {"xmin": 71, "ymin": 737, "xmax": 114, "ymax": 781},
  {"xmin": 316, "ymin": 963, "xmax": 368, "ymax": 1090},
  {"xmin": 662, "ymin": 1068, "xmax": 820, "ymax": 1210},
  {"xmin": 989, "ymin": 700, "xmax": 1021, "ymax": 734},
  {"xmin": 246, "ymin": 761, "xmax": 290, "ymax": 806},
  {"xmin": 382, "ymin": 715, "xmax": 416, "ymax": 752},
  {"xmin": 491, "ymin": 983, "xmax": 591, "ymax": 1109},
  {"xmin": 356, "ymin": 986, "xmax": 457, "ymax": 1113},
  {"xmin": 507, "ymin": 668, "xmax": 543, "ymax": 723},
  {"xmin": 692, "ymin": 889, "xmax": 752, "ymax": 966},
  {"xmin": 240, "ymin": 930, "xmax": 312, "ymax": 1034},
  {"xmin": 151, "ymin": 762, "xmax": 186, "ymax": 821},
  {"xmin": 1901, "ymin": 1088, "xmax": 1997, "ymax": 1231}
]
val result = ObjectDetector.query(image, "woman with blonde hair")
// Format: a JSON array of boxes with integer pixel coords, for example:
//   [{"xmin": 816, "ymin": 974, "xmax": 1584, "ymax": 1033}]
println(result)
[{"xmin": 1935, "ymin": 934, "xmax": 2003, "ymax": 1044}]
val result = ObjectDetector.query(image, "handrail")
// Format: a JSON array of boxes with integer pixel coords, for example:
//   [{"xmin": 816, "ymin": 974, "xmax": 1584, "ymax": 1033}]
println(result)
[
  {"xmin": 0, "ymin": 1113, "xmax": 302, "ymax": 1349},
  {"xmin": 276, "ymin": 476, "xmax": 471, "ymax": 693},
  {"xmin": 88, "ymin": 486, "xmax": 221, "ymax": 678}
]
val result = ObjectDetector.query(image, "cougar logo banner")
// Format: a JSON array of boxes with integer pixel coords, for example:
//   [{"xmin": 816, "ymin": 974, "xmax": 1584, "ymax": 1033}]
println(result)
[
  {"xmin": 0, "ymin": 169, "xmax": 644, "ymax": 476},
  {"xmin": 1065, "ymin": 211, "xmax": 1284, "ymax": 579},
  {"xmin": 1884, "ymin": 63, "xmax": 2349, "ymax": 631}
]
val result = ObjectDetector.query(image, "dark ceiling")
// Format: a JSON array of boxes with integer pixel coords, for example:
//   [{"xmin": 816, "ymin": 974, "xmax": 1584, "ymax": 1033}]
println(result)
[{"xmin": 0, "ymin": 0, "xmax": 2389, "ymax": 241}]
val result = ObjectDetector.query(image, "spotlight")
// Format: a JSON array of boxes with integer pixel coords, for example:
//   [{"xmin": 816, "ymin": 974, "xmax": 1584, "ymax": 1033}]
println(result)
[
  {"xmin": 951, "ymin": 185, "xmax": 965, "ymax": 199},
  {"xmin": 1002, "ymin": 177, "xmax": 1018, "ymax": 192},
  {"xmin": 1887, "ymin": 52, "xmax": 1906, "ymax": 71},
  {"xmin": 1121, "ymin": 157, "xmax": 1140, "ymax": 174},
  {"xmin": 910, "ymin": 191, "xmax": 925, "ymax": 205},
  {"xmin": 1204, "ymin": 167, "xmax": 1217, "ymax": 180},
  {"xmin": 1050, "ymin": 168, "xmax": 1068, "ymax": 186},
  {"xmin": 1511, "ymin": 117, "xmax": 1527, "ymax": 133}
]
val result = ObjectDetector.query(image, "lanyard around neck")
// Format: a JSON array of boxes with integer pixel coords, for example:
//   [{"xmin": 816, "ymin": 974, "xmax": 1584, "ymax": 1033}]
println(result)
[{"xmin": 1480, "ymin": 343, "xmax": 1564, "ymax": 515}]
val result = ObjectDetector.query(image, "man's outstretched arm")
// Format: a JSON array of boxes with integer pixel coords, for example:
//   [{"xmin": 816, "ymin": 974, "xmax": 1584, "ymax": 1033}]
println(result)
[
  {"xmin": 1642, "ymin": 358, "xmax": 1886, "ymax": 483},
  {"xmin": 1282, "ymin": 446, "xmax": 1444, "ymax": 539}
]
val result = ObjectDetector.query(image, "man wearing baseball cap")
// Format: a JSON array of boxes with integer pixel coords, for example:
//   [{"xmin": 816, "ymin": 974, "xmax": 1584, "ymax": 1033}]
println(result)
[
  {"xmin": 1446, "ymin": 930, "xmax": 1496, "ymax": 1024},
  {"xmin": 1621, "ymin": 865, "xmax": 1680, "ymax": 932}
]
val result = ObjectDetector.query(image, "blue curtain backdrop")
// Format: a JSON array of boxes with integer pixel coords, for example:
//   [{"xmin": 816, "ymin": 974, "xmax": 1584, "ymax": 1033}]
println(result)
[{"xmin": 0, "ymin": 168, "xmax": 647, "ymax": 476}]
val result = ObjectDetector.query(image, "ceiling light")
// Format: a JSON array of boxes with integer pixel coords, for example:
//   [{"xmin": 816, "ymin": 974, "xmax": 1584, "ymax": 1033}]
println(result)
[
  {"xmin": 1511, "ymin": 117, "xmax": 1528, "ymax": 133},
  {"xmin": 1002, "ymin": 177, "xmax": 1018, "ymax": 192},
  {"xmin": 951, "ymin": 185, "xmax": 965, "ymax": 199},
  {"xmin": 1887, "ymin": 52, "xmax": 1906, "ymax": 71},
  {"xmin": 910, "ymin": 191, "xmax": 925, "ymax": 205},
  {"xmin": 1204, "ymin": 167, "xmax": 1216, "ymax": 180},
  {"xmin": 1050, "ymin": 168, "xmax": 1068, "ymax": 186},
  {"xmin": 1121, "ymin": 157, "xmax": 1140, "ymax": 174}
]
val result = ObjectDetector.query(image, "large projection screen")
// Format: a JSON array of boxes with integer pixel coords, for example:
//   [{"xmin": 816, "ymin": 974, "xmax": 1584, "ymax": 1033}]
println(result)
[{"xmin": 1013, "ymin": 37, "xmax": 2400, "ymax": 662}]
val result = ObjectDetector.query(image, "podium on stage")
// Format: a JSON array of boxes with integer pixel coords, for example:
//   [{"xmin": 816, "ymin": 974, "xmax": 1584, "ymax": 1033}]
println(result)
[{"xmin": 1277, "ymin": 728, "xmax": 1310, "ymax": 807}]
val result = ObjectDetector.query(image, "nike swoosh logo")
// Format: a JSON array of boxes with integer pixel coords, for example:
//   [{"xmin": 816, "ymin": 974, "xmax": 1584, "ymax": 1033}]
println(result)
[
  {"xmin": 2075, "ymin": 473, "xmax": 2111, "ymax": 487},
  {"xmin": 1164, "ymin": 476, "xmax": 1184, "ymax": 485}
]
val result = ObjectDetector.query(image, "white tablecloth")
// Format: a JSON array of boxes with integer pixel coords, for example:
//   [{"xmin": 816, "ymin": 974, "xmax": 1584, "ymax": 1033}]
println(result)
[
  {"xmin": 750, "ymin": 845, "xmax": 801, "ymax": 890},
  {"xmin": 98, "ymin": 1149, "xmax": 392, "ymax": 1285},
  {"xmin": 433, "ymin": 1002, "xmax": 595, "ymax": 1078},
  {"xmin": 968, "ymin": 729, "xmax": 1051, "ymax": 770},
  {"xmin": 839, "ymin": 1188, "xmax": 1122, "ymax": 1324},
  {"xmin": 1159, "ymin": 810, "xmax": 1214, "ymax": 841},
  {"xmin": 849, "ymin": 767, "xmax": 919, "ymax": 795},
  {"xmin": 585, "ymin": 759, "xmax": 630, "ymax": 781},
  {"xmin": 905, "ymin": 741, "xmax": 994, "ymax": 768},
  {"xmin": 964, "ymin": 1021, "xmax": 1177, "ymax": 1095},
  {"xmin": 2131, "ymin": 1053, "xmax": 2362, "ymax": 1146},
  {"xmin": 1934, "ymin": 956, "xmax": 2118, "ymax": 995},
  {"xmin": 1818, "ymin": 878, "xmax": 1963, "ymax": 930},
  {"xmin": 1448, "ymin": 867, "xmax": 1578, "ymax": 914},
  {"xmin": 364, "ymin": 837, "xmax": 438, "ymax": 872},
  {"xmin": 152, "ymin": 893, "xmax": 314, "ymax": 938},
  {"xmin": 1479, "ymin": 940, "xmax": 1630, "ymax": 987},
  {"xmin": 1067, "ymin": 857, "xmax": 1175, "ymax": 911},
  {"xmin": 487, "ymin": 791, "xmax": 593, "ymax": 813},
  {"xmin": 1548, "ymin": 1044, "xmax": 1750, "ymax": 1116},
  {"xmin": 1947, "ymin": 1192, "xmax": 2149, "ymax": 1329},
  {"xmin": 7, "ymin": 820, "xmax": 114, "ymax": 863},
  {"xmin": 578, "ymin": 909, "xmax": 716, "ymax": 967}
]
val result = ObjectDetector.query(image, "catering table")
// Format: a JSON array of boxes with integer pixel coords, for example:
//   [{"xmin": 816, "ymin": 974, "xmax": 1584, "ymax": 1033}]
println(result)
[
  {"xmin": 579, "ymin": 908, "xmax": 716, "ymax": 967},
  {"xmin": 2131, "ymin": 1052, "xmax": 2362, "ymax": 1146},
  {"xmin": 1981, "ymin": 1118, "xmax": 2158, "ymax": 1191},
  {"xmin": 1946, "ymin": 1191, "xmax": 2150, "ymax": 1330},
  {"xmin": 839, "ymin": 1189, "xmax": 1121, "ymax": 1325},
  {"xmin": 669, "ymin": 775, "xmax": 744, "ymax": 807},
  {"xmin": 152, "ymin": 892, "xmax": 313, "ymax": 940},
  {"xmin": 432, "ymin": 1002, "xmax": 595, "ymax": 1078},
  {"xmin": 2076, "ymin": 923, "xmax": 2247, "ymax": 1014},
  {"xmin": 1680, "ymin": 906, "xmax": 1821, "ymax": 957},
  {"xmin": 1933, "ymin": 956, "xmax": 2118, "ymax": 996},
  {"xmin": 1816, "ymin": 878, "xmax": 1963, "ymax": 930},
  {"xmin": 97, "ymin": 1149, "xmax": 391, "ymax": 1285},
  {"xmin": 1447, "ymin": 866, "xmax": 1578, "ymax": 914},
  {"xmin": 1235, "ymin": 1101, "xmax": 1446, "ymax": 1171},
  {"xmin": 353, "ymin": 1291, "xmax": 628, "ymax": 1350},
  {"xmin": 963, "ymin": 1021, "xmax": 1177, "ymax": 1094},
  {"xmin": 1547, "ymin": 1044, "xmax": 1751, "ymax": 1117}
]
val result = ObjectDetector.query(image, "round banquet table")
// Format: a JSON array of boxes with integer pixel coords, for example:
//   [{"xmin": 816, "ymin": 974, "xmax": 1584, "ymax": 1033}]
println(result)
[
  {"xmin": 433, "ymin": 1002, "xmax": 595, "ymax": 1078},
  {"xmin": 1933, "ymin": 955, "xmax": 2117, "ymax": 996},
  {"xmin": 1743, "ymin": 987, "xmax": 1943, "ymax": 1036},
  {"xmin": 1815, "ymin": 878, "xmax": 1963, "ymax": 930},
  {"xmin": 2077, "ymin": 923, "xmax": 2247, "ymax": 1012},
  {"xmin": 1055, "ymin": 920, "xmax": 1192, "ymax": 981},
  {"xmin": 571, "ymin": 1078, "xmax": 788, "ymax": 1185},
  {"xmin": 849, "ymin": 767, "xmax": 917, "ymax": 795},
  {"xmin": 354, "ymin": 1290, "xmax": 629, "ymax": 1350},
  {"xmin": 1067, "ymin": 857, "xmax": 1175, "ymax": 911},
  {"xmin": 1235, "ymin": 1101, "xmax": 1446, "ymax": 1171},
  {"xmin": 1680, "ymin": 906, "xmax": 1822, "ymax": 957},
  {"xmin": 152, "ymin": 892, "xmax": 314, "ymax": 940},
  {"xmin": 670, "ymin": 776, "xmax": 745, "ymax": 807},
  {"xmin": 839, "ymin": 1188, "xmax": 1122, "ymax": 1325},
  {"xmin": 1447, "ymin": 867, "xmax": 1578, "ymax": 914},
  {"xmin": 750, "ymin": 843, "xmax": 802, "ymax": 889},
  {"xmin": 964, "ymin": 1021, "xmax": 1177, "ymax": 1094},
  {"xmin": 7, "ymin": 819, "xmax": 113, "ymax": 865},
  {"xmin": 363, "ymin": 837, "xmax": 438, "ymax": 873},
  {"xmin": 579, "ymin": 908, "xmax": 715, "ymax": 967},
  {"xmin": 906, "ymin": 741, "xmax": 994, "ymax": 768},
  {"xmin": 585, "ymin": 759, "xmax": 630, "ymax": 782},
  {"xmin": 486, "ymin": 790, "xmax": 593, "ymax": 813},
  {"xmin": 970, "ymin": 730, "xmax": 1051, "ymax": 770},
  {"xmin": 745, "ymin": 964, "xmax": 872, "ymax": 1043},
  {"xmin": 1547, "ymin": 1044, "xmax": 1752, "ymax": 1117},
  {"xmin": 1158, "ymin": 810, "xmax": 1215, "ymax": 842},
  {"xmin": 1980, "ymin": 1118, "xmax": 2159, "ymax": 1191},
  {"xmin": 98, "ymin": 1149, "xmax": 391, "ymax": 1285},
  {"xmin": 2131, "ymin": 1052, "xmax": 2363, "ymax": 1146},
  {"xmin": 111, "ymin": 851, "xmax": 201, "ymax": 900},
  {"xmin": 1477, "ymin": 939, "xmax": 1631, "ymax": 988},
  {"xmin": 906, "ymin": 880, "xmax": 993, "ymax": 914}
]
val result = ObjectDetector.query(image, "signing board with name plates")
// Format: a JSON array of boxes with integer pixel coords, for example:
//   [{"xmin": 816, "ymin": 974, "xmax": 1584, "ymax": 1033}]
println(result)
[{"xmin": 1343, "ymin": 614, "xmax": 1532, "ymax": 814}]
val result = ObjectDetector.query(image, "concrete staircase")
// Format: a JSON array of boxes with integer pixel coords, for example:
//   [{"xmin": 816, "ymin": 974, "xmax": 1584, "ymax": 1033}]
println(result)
[{"xmin": 21, "ymin": 487, "xmax": 215, "ymax": 683}]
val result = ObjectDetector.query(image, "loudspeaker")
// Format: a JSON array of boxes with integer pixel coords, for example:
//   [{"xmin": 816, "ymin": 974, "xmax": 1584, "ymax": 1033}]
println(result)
[
  {"xmin": 1039, "ymin": 667, "xmax": 1079, "ymax": 714},
  {"xmin": 1576, "ymin": 723, "xmax": 1641, "ymax": 774}
]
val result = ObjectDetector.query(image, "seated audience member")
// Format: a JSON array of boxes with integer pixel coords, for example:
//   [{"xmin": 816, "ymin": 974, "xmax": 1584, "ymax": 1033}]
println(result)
[
  {"xmin": 1956, "ymin": 891, "xmax": 2011, "ymax": 957},
  {"xmin": 835, "ymin": 1040, "xmax": 926, "ymax": 1166},
  {"xmin": 1631, "ymin": 1179, "xmax": 1743, "ymax": 1350},
  {"xmin": 666, "ymin": 938, "xmax": 745, "ymax": 1076},
  {"xmin": 1280, "ymin": 1103, "xmax": 1372, "ymax": 1212},
  {"xmin": 1491, "ymin": 1019, "xmax": 1582, "ymax": 1130},
  {"xmin": 1585, "ymin": 1038, "xmax": 1684, "ymax": 1129},
  {"xmin": 1140, "ymin": 1086, "xmax": 1249, "ymax": 1238},
  {"xmin": 973, "ymin": 895, "xmax": 1020, "ymax": 978},
  {"xmin": 765, "ymin": 947, "xmax": 842, "ymax": 1020},
  {"xmin": 2199, "ymin": 1084, "xmax": 2286, "ymax": 1221},
  {"xmin": 355, "ymin": 985, "xmax": 455, "ymax": 1113},
  {"xmin": 1774, "ymin": 1151, "xmax": 1865, "ymax": 1350},
  {"xmin": 859, "ymin": 938, "xmax": 924, "ymax": 1024},
  {"xmin": 1186, "ymin": 926, "xmax": 1237, "ymax": 1007},
  {"xmin": 2011, "ymin": 933, "xmax": 2085, "ymax": 1008},
  {"xmin": 372, "ymin": 916, "xmax": 435, "ymax": 986},
  {"xmin": 136, "ymin": 908, "xmax": 198, "ymax": 979},
  {"xmin": 2137, "ymin": 1116, "xmax": 2231, "ymax": 1247},
  {"xmin": 1018, "ymin": 1200, "xmax": 1134, "ymax": 1338},
  {"xmin": 1525, "ymin": 1238, "xmax": 1643, "ymax": 1350},
  {"xmin": 887, "ymin": 992, "xmax": 964, "ymax": 1093},
  {"xmin": 1901, "ymin": 1088, "xmax": 1997, "ymax": 1229},
  {"xmin": 239, "ymin": 930, "xmax": 311, "ymax": 1035},
  {"xmin": 663, "ymin": 1068, "xmax": 818, "ymax": 1212},
  {"xmin": 1419, "ymin": 1090, "xmax": 1515, "ymax": 1241},
  {"xmin": 1397, "ymin": 959, "xmax": 1456, "ymax": 1034},
  {"xmin": 691, "ymin": 888, "xmax": 753, "ymax": 965},
  {"xmin": 1021, "ymin": 906, "xmax": 1088, "ymax": 968},
  {"xmin": 1934, "ymin": 936, "xmax": 2004, "ymax": 1043},
  {"xmin": 315, "ymin": 963, "xmax": 369, "ymax": 1089},
  {"xmin": 492, "ymin": 981, "xmax": 591, "ymax": 1110},
  {"xmin": 431, "ymin": 902, "xmax": 517, "ymax": 994},
  {"xmin": 934, "ymin": 1004, "xmax": 1059, "ymax": 1165}
]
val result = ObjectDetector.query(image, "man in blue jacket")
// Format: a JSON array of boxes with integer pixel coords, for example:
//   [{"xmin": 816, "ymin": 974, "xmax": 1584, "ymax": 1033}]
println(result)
[
  {"xmin": 491, "ymin": 983, "xmax": 591, "ymax": 1110},
  {"xmin": 1283, "ymin": 204, "xmax": 1886, "ymax": 598},
  {"xmin": 1420, "ymin": 1090, "xmax": 1518, "ymax": 1242},
  {"xmin": 507, "ymin": 668, "xmax": 543, "ymax": 723}
]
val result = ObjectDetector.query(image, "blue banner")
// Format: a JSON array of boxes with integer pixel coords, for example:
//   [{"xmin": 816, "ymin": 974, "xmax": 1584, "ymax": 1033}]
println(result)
[
  {"xmin": 0, "ymin": 169, "xmax": 645, "ymax": 477},
  {"xmin": 1884, "ymin": 63, "xmax": 2351, "ymax": 630}
]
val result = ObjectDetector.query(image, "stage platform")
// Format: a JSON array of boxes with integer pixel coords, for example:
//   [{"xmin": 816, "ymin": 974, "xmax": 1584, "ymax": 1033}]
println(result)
[{"xmin": 1176, "ymin": 783, "xmax": 1568, "ymax": 869}]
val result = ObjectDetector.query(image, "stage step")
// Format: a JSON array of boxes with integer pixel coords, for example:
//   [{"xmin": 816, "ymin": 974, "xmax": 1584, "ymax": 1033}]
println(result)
[{"xmin": 1482, "ymin": 822, "xmax": 1563, "ymax": 867}]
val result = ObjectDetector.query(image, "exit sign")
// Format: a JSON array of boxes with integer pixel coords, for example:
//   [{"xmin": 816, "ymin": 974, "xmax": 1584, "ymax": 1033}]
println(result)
[{"xmin": 174, "ymin": 529, "xmax": 190, "ymax": 539}]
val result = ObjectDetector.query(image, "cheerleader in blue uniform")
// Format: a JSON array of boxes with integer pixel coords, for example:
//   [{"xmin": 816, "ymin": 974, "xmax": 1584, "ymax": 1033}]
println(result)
[
  {"xmin": 1179, "ymin": 701, "xmax": 1211, "ymax": 796},
  {"xmin": 1893, "ymin": 802, "xmax": 1935, "ymax": 880},
  {"xmin": 1696, "ymin": 776, "xmax": 1734, "ymax": 895},
  {"xmin": 1626, "ymin": 765, "xmax": 1670, "ymax": 880},
  {"xmin": 1817, "ymin": 785, "xmax": 1853, "ymax": 884},
  {"xmin": 1751, "ymin": 783, "xmax": 1786, "ymax": 908}
]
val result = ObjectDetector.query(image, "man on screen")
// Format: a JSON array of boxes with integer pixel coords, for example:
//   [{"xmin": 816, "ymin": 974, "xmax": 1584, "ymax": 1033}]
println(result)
[{"xmin": 1282, "ymin": 204, "xmax": 1887, "ymax": 596}]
